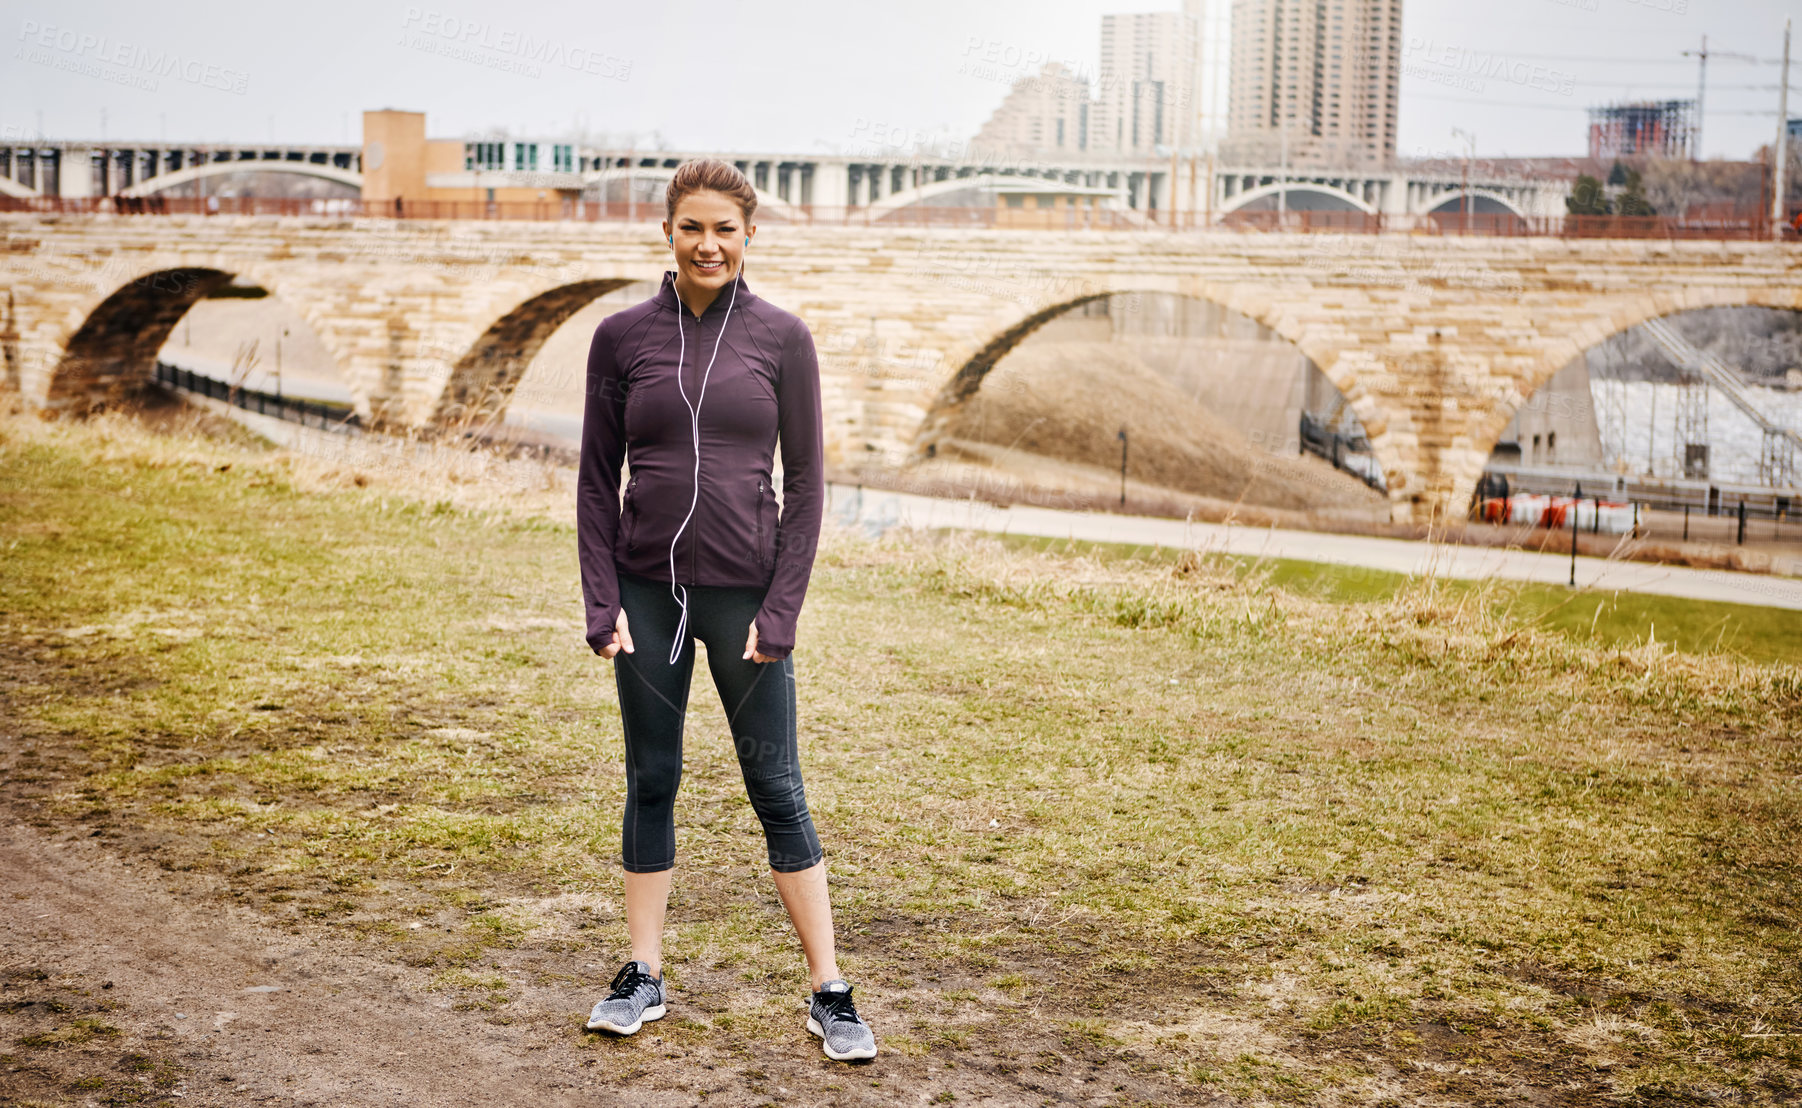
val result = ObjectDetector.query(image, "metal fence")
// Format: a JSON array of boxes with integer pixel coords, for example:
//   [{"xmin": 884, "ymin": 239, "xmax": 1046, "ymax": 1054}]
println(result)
[
  {"xmin": 1299, "ymin": 412, "xmax": 1386, "ymax": 491},
  {"xmin": 3, "ymin": 194, "xmax": 1790, "ymax": 240},
  {"xmin": 153, "ymin": 361, "xmax": 582, "ymax": 466},
  {"xmin": 1483, "ymin": 462, "xmax": 1796, "ymax": 521},
  {"xmin": 153, "ymin": 361, "xmax": 363, "ymax": 434}
]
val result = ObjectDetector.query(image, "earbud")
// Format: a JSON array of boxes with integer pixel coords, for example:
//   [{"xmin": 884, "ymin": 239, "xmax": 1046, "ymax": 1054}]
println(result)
[{"xmin": 668, "ymin": 235, "xmax": 673, "ymax": 245}]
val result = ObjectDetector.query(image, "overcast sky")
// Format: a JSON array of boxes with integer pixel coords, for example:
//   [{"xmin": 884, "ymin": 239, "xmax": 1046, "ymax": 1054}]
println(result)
[{"xmin": 3, "ymin": 0, "xmax": 1796, "ymax": 162}]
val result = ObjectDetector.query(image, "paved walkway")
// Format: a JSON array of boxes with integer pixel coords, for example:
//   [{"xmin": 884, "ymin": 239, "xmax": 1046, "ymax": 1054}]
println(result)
[
  {"xmin": 201, "ymin": 400, "xmax": 1800, "ymax": 613},
  {"xmin": 825, "ymin": 483, "xmax": 1802, "ymax": 612}
]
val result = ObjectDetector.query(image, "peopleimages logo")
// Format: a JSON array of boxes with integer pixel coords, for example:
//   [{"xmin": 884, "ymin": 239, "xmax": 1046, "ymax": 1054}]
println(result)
[
  {"xmin": 399, "ymin": 7, "xmax": 630, "ymax": 80},
  {"xmin": 958, "ymin": 35, "xmax": 1191, "ymax": 108},
  {"xmin": 1402, "ymin": 36, "xmax": 1576, "ymax": 96},
  {"xmin": 14, "ymin": 19, "xmax": 249, "ymax": 94}
]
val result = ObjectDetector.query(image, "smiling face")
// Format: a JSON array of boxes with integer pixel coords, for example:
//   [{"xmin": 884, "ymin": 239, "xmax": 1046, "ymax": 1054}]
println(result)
[{"xmin": 663, "ymin": 189, "xmax": 754, "ymax": 296}]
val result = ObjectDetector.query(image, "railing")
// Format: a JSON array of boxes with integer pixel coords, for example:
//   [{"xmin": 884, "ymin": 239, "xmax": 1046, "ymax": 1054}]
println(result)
[
  {"xmin": 1480, "ymin": 461, "xmax": 1797, "ymax": 519},
  {"xmin": 2, "ymin": 193, "xmax": 1790, "ymax": 240},
  {"xmin": 153, "ymin": 361, "xmax": 363, "ymax": 433},
  {"xmin": 153, "ymin": 361, "xmax": 581, "ymax": 466},
  {"xmin": 1299, "ymin": 411, "xmax": 1386, "ymax": 491}
]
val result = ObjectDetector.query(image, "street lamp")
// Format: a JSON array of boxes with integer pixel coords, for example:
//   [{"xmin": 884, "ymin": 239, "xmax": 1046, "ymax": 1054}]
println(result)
[
  {"xmin": 1117, "ymin": 427, "xmax": 1129, "ymax": 507},
  {"xmin": 1277, "ymin": 126, "xmax": 1288, "ymax": 225},
  {"xmin": 1451, "ymin": 127, "xmax": 1476, "ymax": 233}
]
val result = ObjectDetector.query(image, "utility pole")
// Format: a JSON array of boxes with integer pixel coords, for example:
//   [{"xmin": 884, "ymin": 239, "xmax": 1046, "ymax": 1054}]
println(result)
[{"xmin": 1774, "ymin": 19, "xmax": 1793, "ymax": 240}]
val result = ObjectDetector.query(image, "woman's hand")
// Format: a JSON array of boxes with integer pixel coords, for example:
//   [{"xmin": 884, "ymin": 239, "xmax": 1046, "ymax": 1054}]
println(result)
[
  {"xmin": 601, "ymin": 610, "xmax": 635, "ymax": 659},
  {"xmin": 743, "ymin": 620, "xmax": 778, "ymax": 663}
]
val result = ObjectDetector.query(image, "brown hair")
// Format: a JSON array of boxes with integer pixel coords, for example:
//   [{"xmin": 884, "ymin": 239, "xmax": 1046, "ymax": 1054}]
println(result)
[{"xmin": 665, "ymin": 158, "xmax": 757, "ymax": 225}]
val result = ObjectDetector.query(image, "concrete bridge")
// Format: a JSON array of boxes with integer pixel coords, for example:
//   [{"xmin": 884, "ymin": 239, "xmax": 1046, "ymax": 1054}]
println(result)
[
  {"xmin": 2, "ymin": 213, "xmax": 1797, "ymax": 522},
  {"xmin": 1, "ymin": 136, "xmax": 1563, "ymax": 221}
]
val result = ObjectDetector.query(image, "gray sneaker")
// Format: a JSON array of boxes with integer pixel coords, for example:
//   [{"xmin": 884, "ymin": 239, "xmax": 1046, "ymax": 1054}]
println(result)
[
  {"xmin": 806, "ymin": 979, "xmax": 877, "ymax": 1061},
  {"xmin": 585, "ymin": 960, "xmax": 666, "ymax": 1035}
]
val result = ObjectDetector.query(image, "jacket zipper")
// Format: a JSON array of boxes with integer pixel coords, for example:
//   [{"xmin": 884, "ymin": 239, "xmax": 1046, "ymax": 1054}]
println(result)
[
  {"xmin": 687, "ymin": 314, "xmax": 701, "ymax": 587},
  {"xmin": 755, "ymin": 477, "xmax": 764, "ymax": 570},
  {"xmin": 624, "ymin": 474, "xmax": 638, "ymax": 551},
  {"xmin": 687, "ymin": 459, "xmax": 698, "ymax": 585}
]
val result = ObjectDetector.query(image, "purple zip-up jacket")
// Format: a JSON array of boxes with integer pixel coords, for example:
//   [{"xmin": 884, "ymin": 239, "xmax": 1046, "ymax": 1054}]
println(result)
[{"xmin": 577, "ymin": 269, "xmax": 824, "ymax": 661}]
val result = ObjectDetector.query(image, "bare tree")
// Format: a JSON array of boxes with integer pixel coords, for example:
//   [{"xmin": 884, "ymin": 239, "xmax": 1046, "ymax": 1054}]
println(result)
[{"xmin": 1638, "ymin": 158, "xmax": 1766, "ymax": 218}]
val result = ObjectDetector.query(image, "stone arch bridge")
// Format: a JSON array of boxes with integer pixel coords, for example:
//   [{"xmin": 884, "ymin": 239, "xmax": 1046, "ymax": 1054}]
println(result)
[{"xmin": 2, "ymin": 213, "xmax": 1797, "ymax": 522}]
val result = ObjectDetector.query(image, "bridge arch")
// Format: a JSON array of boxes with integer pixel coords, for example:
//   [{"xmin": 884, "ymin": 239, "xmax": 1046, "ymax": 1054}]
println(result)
[
  {"xmin": 45, "ymin": 262, "xmax": 356, "ymax": 417},
  {"xmin": 119, "ymin": 163, "xmax": 363, "ymax": 198},
  {"xmin": 914, "ymin": 283, "xmax": 1403, "ymax": 503},
  {"xmin": 1414, "ymin": 188, "xmax": 1528, "ymax": 218},
  {"xmin": 1466, "ymin": 287, "xmax": 1802, "ymax": 507},
  {"xmin": 865, "ymin": 174, "xmax": 1121, "ymax": 219},
  {"xmin": 1218, "ymin": 183, "xmax": 1375, "ymax": 215},
  {"xmin": 426, "ymin": 278, "xmax": 643, "ymax": 430},
  {"xmin": 580, "ymin": 166, "xmax": 800, "ymax": 221}
]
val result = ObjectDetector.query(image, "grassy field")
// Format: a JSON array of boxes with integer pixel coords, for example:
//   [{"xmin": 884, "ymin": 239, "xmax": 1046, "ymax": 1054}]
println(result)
[{"xmin": 2, "ymin": 400, "xmax": 1799, "ymax": 1105}]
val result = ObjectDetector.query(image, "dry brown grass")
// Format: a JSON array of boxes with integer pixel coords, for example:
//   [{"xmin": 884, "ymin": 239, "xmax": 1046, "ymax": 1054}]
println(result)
[
  {"xmin": 925, "ymin": 341, "xmax": 1386, "ymax": 513},
  {"xmin": 4, "ymin": 388, "xmax": 578, "ymax": 522},
  {"xmin": 3, "ymin": 389, "xmax": 1799, "ymax": 1105}
]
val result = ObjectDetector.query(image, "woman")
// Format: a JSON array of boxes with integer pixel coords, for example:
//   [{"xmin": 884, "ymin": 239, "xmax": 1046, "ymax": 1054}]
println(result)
[{"xmin": 574, "ymin": 158, "xmax": 876, "ymax": 1062}]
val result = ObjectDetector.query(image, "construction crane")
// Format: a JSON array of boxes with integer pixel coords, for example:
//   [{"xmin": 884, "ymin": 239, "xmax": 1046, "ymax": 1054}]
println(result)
[{"xmin": 1680, "ymin": 36, "xmax": 1757, "ymax": 161}]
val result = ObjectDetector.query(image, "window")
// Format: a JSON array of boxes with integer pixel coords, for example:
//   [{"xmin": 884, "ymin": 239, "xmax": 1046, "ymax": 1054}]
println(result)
[
  {"xmin": 514, "ymin": 143, "xmax": 538, "ymax": 172},
  {"xmin": 552, "ymin": 144, "xmax": 573, "ymax": 173},
  {"xmin": 466, "ymin": 142, "xmax": 504, "ymax": 171},
  {"xmin": 1005, "ymin": 194, "xmax": 1024, "ymax": 208}
]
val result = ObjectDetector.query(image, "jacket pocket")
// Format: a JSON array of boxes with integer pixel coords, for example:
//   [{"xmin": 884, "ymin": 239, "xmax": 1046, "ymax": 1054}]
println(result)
[
  {"xmin": 622, "ymin": 474, "xmax": 640, "ymax": 553},
  {"xmin": 754, "ymin": 477, "xmax": 773, "ymax": 571}
]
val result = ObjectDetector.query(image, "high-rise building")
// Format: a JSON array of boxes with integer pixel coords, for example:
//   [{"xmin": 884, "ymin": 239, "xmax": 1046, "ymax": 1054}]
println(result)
[
  {"xmin": 1223, "ymin": 0, "xmax": 1404, "ymax": 169},
  {"xmin": 964, "ymin": 4, "xmax": 1231, "ymax": 159},
  {"xmin": 971, "ymin": 63, "xmax": 1094, "ymax": 158},
  {"xmin": 1189, "ymin": 0, "xmax": 1233, "ymax": 156},
  {"xmin": 1587, "ymin": 101, "xmax": 1694, "ymax": 161},
  {"xmin": 1095, "ymin": 10, "xmax": 1200, "ymax": 155}
]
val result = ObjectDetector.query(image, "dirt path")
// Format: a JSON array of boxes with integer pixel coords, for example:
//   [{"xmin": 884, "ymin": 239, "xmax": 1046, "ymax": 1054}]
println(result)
[
  {"xmin": 2, "ymin": 818, "xmax": 1190, "ymax": 1107},
  {"xmin": 0, "ymin": 820, "xmax": 662, "ymax": 1107}
]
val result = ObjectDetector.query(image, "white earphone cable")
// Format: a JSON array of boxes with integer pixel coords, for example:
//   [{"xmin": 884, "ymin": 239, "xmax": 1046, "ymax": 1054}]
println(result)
[{"xmin": 665, "ymin": 261, "xmax": 741, "ymax": 665}]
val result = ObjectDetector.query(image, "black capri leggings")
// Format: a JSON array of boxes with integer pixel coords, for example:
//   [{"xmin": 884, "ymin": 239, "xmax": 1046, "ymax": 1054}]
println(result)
[{"xmin": 611, "ymin": 568, "xmax": 824, "ymax": 874}]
